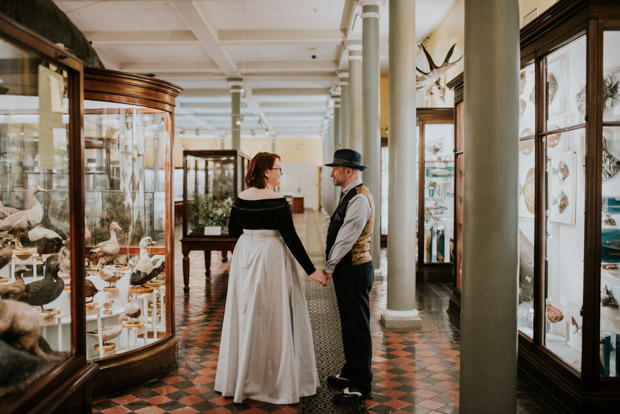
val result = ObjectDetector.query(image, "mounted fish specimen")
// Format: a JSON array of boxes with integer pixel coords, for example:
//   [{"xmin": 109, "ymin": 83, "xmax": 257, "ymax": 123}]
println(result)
[
  {"xmin": 0, "ymin": 185, "xmax": 46, "ymax": 241},
  {"xmin": 519, "ymin": 168, "xmax": 535, "ymax": 214},
  {"xmin": 552, "ymin": 160, "xmax": 570, "ymax": 183},
  {"xmin": 603, "ymin": 74, "xmax": 620, "ymax": 110},
  {"xmin": 547, "ymin": 126, "xmax": 561, "ymax": 148},
  {"xmin": 548, "ymin": 73, "xmax": 558, "ymax": 104},
  {"xmin": 552, "ymin": 191, "xmax": 569, "ymax": 214},
  {"xmin": 546, "ymin": 303, "xmax": 564, "ymax": 323},
  {"xmin": 576, "ymin": 83, "xmax": 586, "ymax": 115},
  {"xmin": 520, "ymin": 71, "xmax": 527, "ymax": 95},
  {"xmin": 519, "ymin": 138, "xmax": 534, "ymax": 156},
  {"xmin": 602, "ymin": 137, "xmax": 620, "ymax": 181},
  {"xmin": 415, "ymin": 43, "xmax": 462, "ymax": 101},
  {"xmin": 601, "ymin": 285, "xmax": 618, "ymax": 308},
  {"xmin": 519, "ymin": 99, "xmax": 526, "ymax": 118}
]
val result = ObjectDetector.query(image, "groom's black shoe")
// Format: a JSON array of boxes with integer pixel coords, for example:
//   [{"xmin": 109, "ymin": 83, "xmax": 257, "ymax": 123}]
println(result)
[
  {"xmin": 333, "ymin": 387, "xmax": 372, "ymax": 404},
  {"xmin": 327, "ymin": 375, "xmax": 350, "ymax": 389}
]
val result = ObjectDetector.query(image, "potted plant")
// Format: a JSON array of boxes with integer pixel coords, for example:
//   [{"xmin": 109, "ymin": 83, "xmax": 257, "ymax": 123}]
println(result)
[{"xmin": 191, "ymin": 194, "xmax": 233, "ymax": 236}]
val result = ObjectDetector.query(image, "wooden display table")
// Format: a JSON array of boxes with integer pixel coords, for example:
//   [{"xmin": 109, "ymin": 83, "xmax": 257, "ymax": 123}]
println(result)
[
  {"xmin": 181, "ymin": 236, "xmax": 237, "ymax": 292},
  {"xmin": 292, "ymin": 196, "xmax": 304, "ymax": 213}
]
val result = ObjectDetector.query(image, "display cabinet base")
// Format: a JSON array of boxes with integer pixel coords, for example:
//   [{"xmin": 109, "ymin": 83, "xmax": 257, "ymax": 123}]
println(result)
[
  {"xmin": 93, "ymin": 335, "xmax": 178, "ymax": 397},
  {"xmin": 447, "ymin": 289, "xmax": 461, "ymax": 326},
  {"xmin": 416, "ymin": 263, "xmax": 454, "ymax": 283}
]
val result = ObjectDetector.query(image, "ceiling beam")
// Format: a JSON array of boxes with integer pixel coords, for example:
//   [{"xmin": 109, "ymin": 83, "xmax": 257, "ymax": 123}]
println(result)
[
  {"xmin": 85, "ymin": 30, "xmax": 198, "ymax": 45},
  {"xmin": 219, "ymin": 30, "xmax": 343, "ymax": 44},
  {"xmin": 253, "ymin": 88, "xmax": 330, "ymax": 96},
  {"xmin": 119, "ymin": 61, "xmax": 220, "ymax": 73},
  {"xmin": 238, "ymin": 60, "xmax": 337, "ymax": 72}
]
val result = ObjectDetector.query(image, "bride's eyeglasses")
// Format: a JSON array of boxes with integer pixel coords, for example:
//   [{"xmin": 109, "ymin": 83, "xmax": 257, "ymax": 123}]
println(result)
[{"xmin": 270, "ymin": 168, "xmax": 283, "ymax": 173}]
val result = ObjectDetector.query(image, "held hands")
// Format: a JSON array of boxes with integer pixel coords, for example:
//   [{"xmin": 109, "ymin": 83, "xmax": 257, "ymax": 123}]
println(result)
[{"xmin": 309, "ymin": 269, "xmax": 330, "ymax": 287}]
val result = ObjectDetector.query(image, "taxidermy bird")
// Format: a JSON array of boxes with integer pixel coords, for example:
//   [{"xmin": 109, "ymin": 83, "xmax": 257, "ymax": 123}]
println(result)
[
  {"xmin": 0, "ymin": 236, "xmax": 15, "ymax": 272},
  {"xmin": 86, "ymin": 317, "xmax": 125, "ymax": 345},
  {"xmin": 98, "ymin": 264, "xmax": 122, "ymax": 288},
  {"xmin": 84, "ymin": 278, "xmax": 99, "ymax": 303},
  {"xmin": 19, "ymin": 225, "xmax": 63, "ymax": 255},
  {"xmin": 129, "ymin": 237, "xmax": 165, "ymax": 286},
  {"xmin": 20, "ymin": 255, "xmax": 64, "ymax": 311},
  {"xmin": 0, "ymin": 185, "xmax": 46, "ymax": 241},
  {"xmin": 123, "ymin": 302, "xmax": 141, "ymax": 322},
  {"xmin": 58, "ymin": 244, "xmax": 70, "ymax": 275},
  {"xmin": 0, "ymin": 265, "xmax": 27, "ymax": 301},
  {"xmin": 87, "ymin": 222, "xmax": 122, "ymax": 268},
  {"xmin": 0, "ymin": 298, "xmax": 59, "ymax": 361},
  {"xmin": 0, "ymin": 188, "xmax": 19, "ymax": 219}
]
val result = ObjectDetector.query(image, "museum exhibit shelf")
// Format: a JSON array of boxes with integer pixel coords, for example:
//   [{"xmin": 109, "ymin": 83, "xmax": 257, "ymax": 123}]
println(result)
[
  {"xmin": 82, "ymin": 67, "xmax": 181, "ymax": 395},
  {"xmin": 449, "ymin": 1, "xmax": 620, "ymax": 410},
  {"xmin": 380, "ymin": 108, "xmax": 455, "ymax": 282},
  {"xmin": 181, "ymin": 149, "xmax": 250, "ymax": 292},
  {"xmin": 0, "ymin": 14, "xmax": 97, "ymax": 413}
]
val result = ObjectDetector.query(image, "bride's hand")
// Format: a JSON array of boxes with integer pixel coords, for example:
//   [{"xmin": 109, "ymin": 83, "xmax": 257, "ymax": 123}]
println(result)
[{"xmin": 309, "ymin": 269, "xmax": 327, "ymax": 286}]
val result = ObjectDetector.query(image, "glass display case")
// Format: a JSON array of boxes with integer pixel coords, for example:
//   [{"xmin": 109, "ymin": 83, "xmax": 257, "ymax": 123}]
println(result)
[
  {"xmin": 83, "ymin": 67, "xmax": 181, "ymax": 395},
  {"xmin": 181, "ymin": 149, "xmax": 250, "ymax": 291},
  {"xmin": 417, "ymin": 109, "xmax": 455, "ymax": 282},
  {"xmin": 0, "ymin": 15, "xmax": 96, "ymax": 413},
  {"xmin": 451, "ymin": 1, "xmax": 620, "ymax": 410}
]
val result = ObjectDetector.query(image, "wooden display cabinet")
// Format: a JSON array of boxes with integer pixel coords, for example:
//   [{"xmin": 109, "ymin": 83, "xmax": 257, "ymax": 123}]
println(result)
[
  {"xmin": 181, "ymin": 149, "xmax": 250, "ymax": 292},
  {"xmin": 0, "ymin": 15, "xmax": 97, "ymax": 413},
  {"xmin": 449, "ymin": 0, "xmax": 620, "ymax": 410},
  {"xmin": 83, "ymin": 68, "xmax": 182, "ymax": 395}
]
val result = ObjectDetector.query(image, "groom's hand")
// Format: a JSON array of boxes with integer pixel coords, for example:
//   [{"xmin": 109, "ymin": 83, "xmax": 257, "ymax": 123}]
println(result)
[{"xmin": 324, "ymin": 272, "xmax": 332, "ymax": 286}]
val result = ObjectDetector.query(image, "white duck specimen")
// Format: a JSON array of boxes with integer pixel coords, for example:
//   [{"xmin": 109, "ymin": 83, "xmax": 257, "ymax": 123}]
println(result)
[
  {"xmin": 0, "ymin": 188, "xmax": 19, "ymax": 219},
  {"xmin": 98, "ymin": 264, "xmax": 122, "ymax": 288},
  {"xmin": 87, "ymin": 222, "xmax": 122, "ymax": 268},
  {"xmin": 0, "ymin": 185, "xmax": 46, "ymax": 241},
  {"xmin": 129, "ymin": 237, "xmax": 165, "ymax": 286}
]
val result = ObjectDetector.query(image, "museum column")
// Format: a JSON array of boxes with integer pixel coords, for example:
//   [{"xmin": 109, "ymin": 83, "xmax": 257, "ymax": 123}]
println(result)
[
  {"xmin": 348, "ymin": 43, "xmax": 363, "ymax": 152},
  {"xmin": 332, "ymin": 93, "xmax": 341, "ymax": 150},
  {"xmin": 361, "ymin": 0, "xmax": 382, "ymax": 278},
  {"xmin": 338, "ymin": 71, "xmax": 350, "ymax": 149},
  {"xmin": 380, "ymin": 0, "xmax": 420, "ymax": 329},
  {"xmin": 460, "ymin": 1, "xmax": 519, "ymax": 412},
  {"xmin": 228, "ymin": 78, "xmax": 242, "ymax": 151}
]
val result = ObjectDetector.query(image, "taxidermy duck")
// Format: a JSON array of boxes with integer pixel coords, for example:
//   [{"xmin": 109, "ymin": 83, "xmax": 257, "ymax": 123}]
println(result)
[
  {"xmin": 98, "ymin": 264, "xmax": 122, "ymax": 288},
  {"xmin": 84, "ymin": 278, "xmax": 99, "ymax": 303},
  {"xmin": 0, "ymin": 265, "xmax": 27, "ymax": 301},
  {"xmin": 0, "ymin": 188, "xmax": 19, "ymax": 219},
  {"xmin": 19, "ymin": 225, "xmax": 63, "ymax": 255},
  {"xmin": 86, "ymin": 317, "xmax": 125, "ymax": 344},
  {"xmin": 0, "ymin": 236, "xmax": 15, "ymax": 272},
  {"xmin": 87, "ymin": 222, "xmax": 122, "ymax": 268},
  {"xmin": 0, "ymin": 185, "xmax": 46, "ymax": 241},
  {"xmin": 58, "ymin": 244, "xmax": 71, "ymax": 275},
  {"xmin": 20, "ymin": 254, "xmax": 64, "ymax": 311},
  {"xmin": 129, "ymin": 237, "xmax": 165, "ymax": 286},
  {"xmin": 124, "ymin": 302, "xmax": 141, "ymax": 322}
]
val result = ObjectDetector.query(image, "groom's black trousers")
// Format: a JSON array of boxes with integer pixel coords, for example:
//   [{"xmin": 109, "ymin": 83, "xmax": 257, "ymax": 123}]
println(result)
[{"xmin": 332, "ymin": 256, "xmax": 374, "ymax": 393}]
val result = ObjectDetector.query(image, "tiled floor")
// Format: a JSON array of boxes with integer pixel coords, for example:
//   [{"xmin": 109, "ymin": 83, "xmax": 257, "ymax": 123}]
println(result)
[{"xmin": 93, "ymin": 211, "xmax": 560, "ymax": 414}]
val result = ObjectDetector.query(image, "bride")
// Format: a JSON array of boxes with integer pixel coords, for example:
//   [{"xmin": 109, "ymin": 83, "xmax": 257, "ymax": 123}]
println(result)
[{"xmin": 214, "ymin": 152, "xmax": 326, "ymax": 404}]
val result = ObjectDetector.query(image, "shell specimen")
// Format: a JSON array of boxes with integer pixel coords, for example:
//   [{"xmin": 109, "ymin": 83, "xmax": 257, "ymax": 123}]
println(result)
[
  {"xmin": 555, "ymin": 191, "xmax": 569, "ymax": 214},
  {"xmin": 554, "ymin": 161, "xmax": 569, "ymax": 183}
]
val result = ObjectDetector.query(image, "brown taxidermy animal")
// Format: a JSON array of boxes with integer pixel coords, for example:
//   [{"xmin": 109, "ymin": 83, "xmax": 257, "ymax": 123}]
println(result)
[
  {"xmin": 0, "ymin": 265, "xmax": 27, "ymax": 301},
  {"xmin": 84, "ymin": 278, "xmax": 99, "ymax": 303},
  {"xmin": 0, "ymin": 298, "xmax": 59, "ymax": 361},
  {"xmin": 0, "ymin": 185, "xmax": 46, "ymax": 240},
  {"xmin": 87, "ymin": 222, "xmax": 122, "ymax": 268},
  {"xmin": 0, "ymin": 236, "xmax": 15, "ymax": 272}
]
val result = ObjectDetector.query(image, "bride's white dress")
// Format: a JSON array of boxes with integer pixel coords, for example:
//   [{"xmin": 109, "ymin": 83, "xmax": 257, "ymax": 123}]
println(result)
[{"xmin": 214, "ymin": 229, "xmax": 319, "ymax": 404}]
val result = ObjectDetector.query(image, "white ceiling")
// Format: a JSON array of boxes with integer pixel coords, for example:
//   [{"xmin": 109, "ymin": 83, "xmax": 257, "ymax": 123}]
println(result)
[{"xmin": 54, "ymin": 0, "xmax": 457, "ymax": 139}]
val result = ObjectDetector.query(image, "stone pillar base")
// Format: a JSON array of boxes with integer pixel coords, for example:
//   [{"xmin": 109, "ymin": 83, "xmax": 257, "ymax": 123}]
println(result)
[
  {"xmin": 374, "ymin": 268, "xmax": 384, "ymax": 282},
  {"xmin": 380, "ymin": 309, "xmax": 421, "ymax": 329}
]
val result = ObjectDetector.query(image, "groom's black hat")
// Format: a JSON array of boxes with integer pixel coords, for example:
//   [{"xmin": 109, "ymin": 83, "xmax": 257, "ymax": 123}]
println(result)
[{"xmin": 325, "ymin": 149, "xmax": 367, "ymax": 171}]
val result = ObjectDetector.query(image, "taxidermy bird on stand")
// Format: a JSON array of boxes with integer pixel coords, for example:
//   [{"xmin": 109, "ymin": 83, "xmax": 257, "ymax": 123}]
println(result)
[
  {"xmin": 0, "ymin": 185, "xmax": 46, "ymax": 244},
  {"xmin": 87, "ymin": 222, "xmax": 122, "ymax": 268},
  {"xmin": 129, "ymin": 236, "xmax": 165, "ymax": 287},
  {"xmin": 0, "ymin": 236, "xmax": 15, "ymax": 273},
  {"xmin": 19, "ymin": 225, "xmax": 63, "ymax": 255},
  {"xmin": 0, "ymin": 265, "xmax": 27, "ymax": 301},
  {"xmin": 20, "ymin": 254, "xmax": 64, "ymax": 314}
]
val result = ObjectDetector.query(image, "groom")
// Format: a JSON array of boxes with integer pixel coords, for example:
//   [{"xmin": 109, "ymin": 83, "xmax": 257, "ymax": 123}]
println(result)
[{"xmin": 324, "ymin": 149, "xmax": 375, "ymax": 404}]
